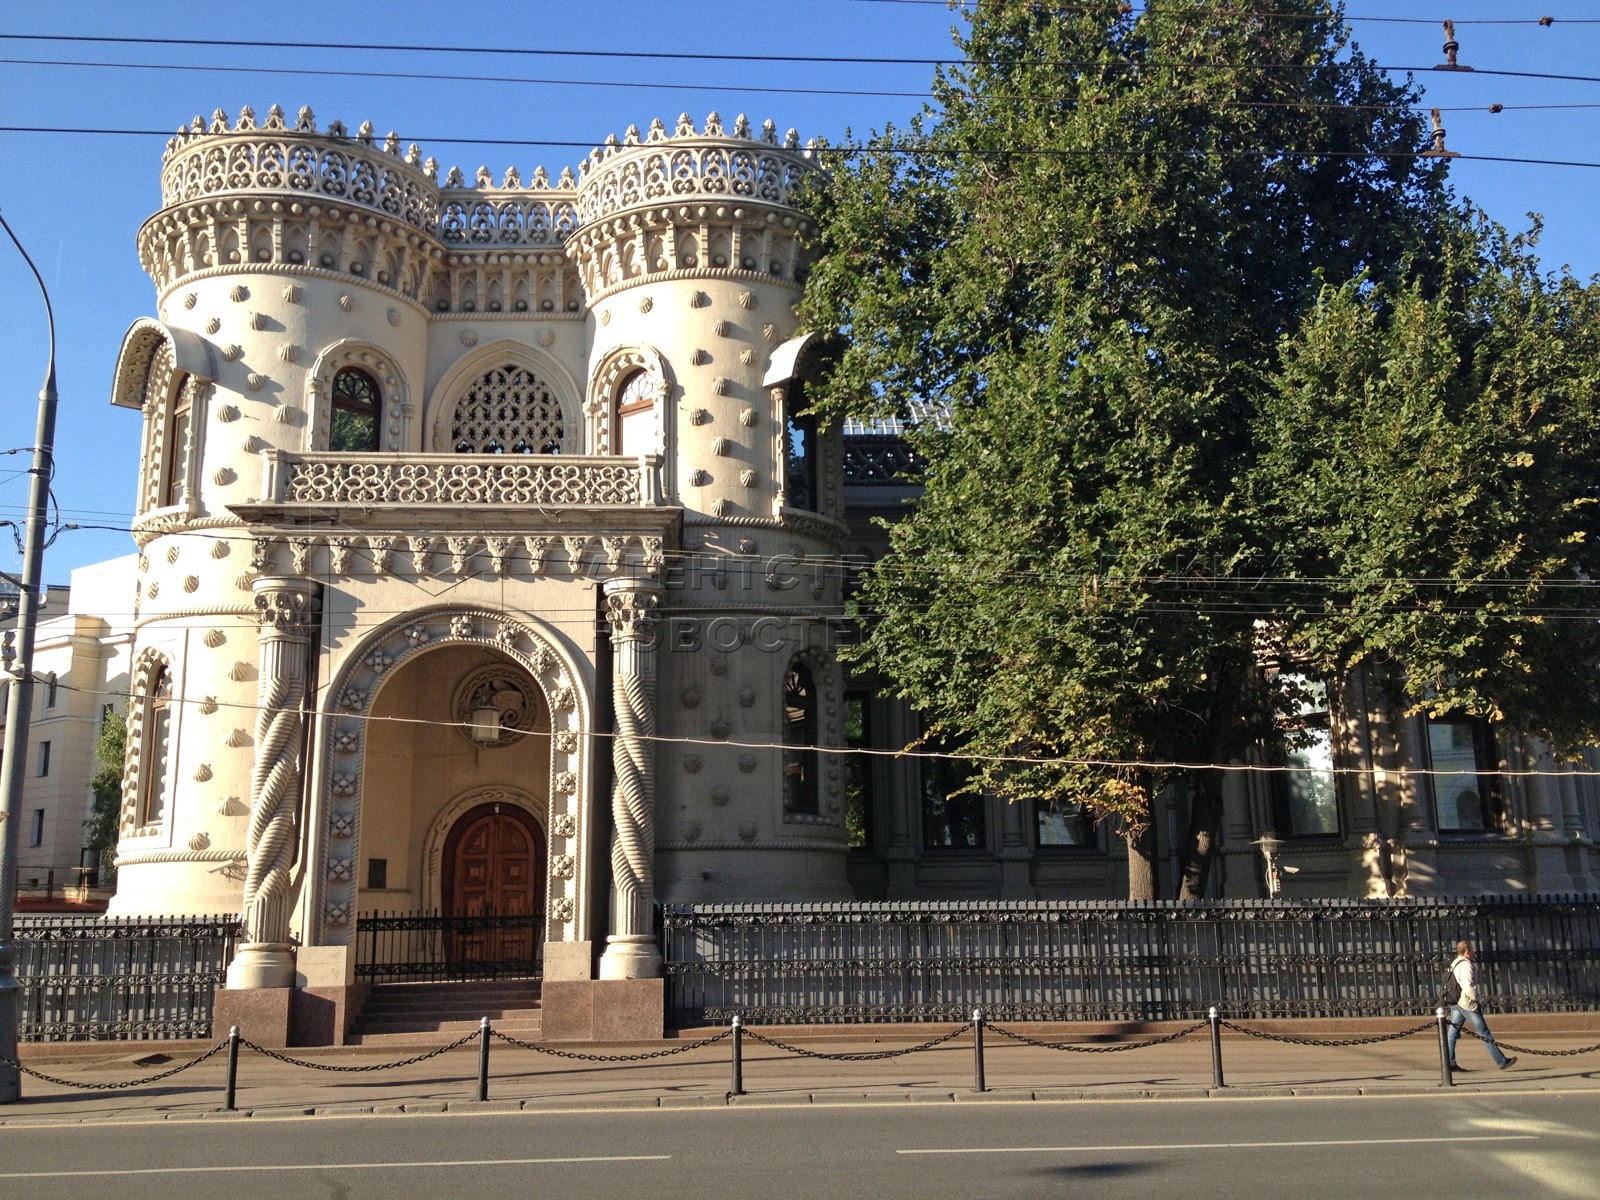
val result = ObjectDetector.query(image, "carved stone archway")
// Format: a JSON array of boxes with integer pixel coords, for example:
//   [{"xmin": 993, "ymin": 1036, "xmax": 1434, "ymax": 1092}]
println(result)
[{"xmin": 311, "ymin": 607, "xmax": 590, "ymax": 948}]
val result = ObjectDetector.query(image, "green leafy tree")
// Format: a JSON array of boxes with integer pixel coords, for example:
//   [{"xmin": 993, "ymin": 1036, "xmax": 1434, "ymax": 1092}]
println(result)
[
  {"xmin": 799, "ymin": 1, "xmax": 1447, "ymax": 896},
  {"xmin": 1258, "ymin": 214, "xmax": 1600, "ymax": 744},
  {"xmin": 85, "ymin": 705, "xmax": 126, "ymax": 887}
]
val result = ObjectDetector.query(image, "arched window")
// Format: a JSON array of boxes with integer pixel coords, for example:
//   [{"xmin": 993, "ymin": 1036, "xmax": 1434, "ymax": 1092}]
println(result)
[
  {"xmin": 784, "ymin": 378, "xmax": 819, "ymax": 511},
  {"xmin": 138, "ymin": 664, "xmax": 174, "ymax": 826},
  {"xmin": 162, "ymin": 377, "xmax": 193, "ymax": 507},
  {"xmin": 783, "ymin": 663, "xmax": 819, "ymax": 817},
  {"xmin": 452, "ymin": 363, "xmax": 565, "ymax": 454},
  {"xmin": 614, "ymin": 369, "xmax": 657, "ymax": 457},
  {"xmin": 329, "ymin": 367, "xmax": 382, "ymax": 452}
]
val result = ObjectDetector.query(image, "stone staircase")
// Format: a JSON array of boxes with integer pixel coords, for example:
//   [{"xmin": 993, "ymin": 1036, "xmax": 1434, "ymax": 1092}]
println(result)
[{"xmin": 347, "ymin": 979, "xmax": 543, "ymax": 1045}]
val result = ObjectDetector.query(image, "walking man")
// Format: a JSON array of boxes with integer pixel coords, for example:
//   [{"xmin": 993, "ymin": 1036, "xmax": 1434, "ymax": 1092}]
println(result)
[{"xmin": 1447, "ymin": 940, "xmax": 1516, "ymax": 1071}]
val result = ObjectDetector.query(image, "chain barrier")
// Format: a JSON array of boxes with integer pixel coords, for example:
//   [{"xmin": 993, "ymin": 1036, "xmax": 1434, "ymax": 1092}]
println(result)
[
  {"xmin": 0, "ymin": 1041, "xmax": 229, "ymax": 1091},
  {"xmin": 1448, "ymin": 1022, "xmax": 1600, "ymax": 1058},
  {"xmin": 489, "ymin": 1027, "xmax": 732, "ymax": 1062},
  {"xmin": 741, "ymin": 1023, "xmax": 972, "ymax": 1060},
  {"xmin": 240, "ymin": 1033, "xmax": 478, "ymax": 1072},
  {"xmin": 987, "ymin": 1020, "xmax": 1208, "ymax": 1053},
  {"xmin": 1220, "ymin": 1020, "xmax": 1435, "ymax": 1047}
]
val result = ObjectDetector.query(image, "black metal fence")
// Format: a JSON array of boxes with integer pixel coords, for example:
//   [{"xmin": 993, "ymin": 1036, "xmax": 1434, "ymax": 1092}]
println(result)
[
  {"xmin": 354, "ymin": 910, "xmax": 543, "ymax": 984},
  {"xmin": 662, "ymin": 895, "xmax": 1600, "ymax": 1026},
  {"xmin": 15, "ymin": 914, "xmax": 239, "ymax": 1041}
]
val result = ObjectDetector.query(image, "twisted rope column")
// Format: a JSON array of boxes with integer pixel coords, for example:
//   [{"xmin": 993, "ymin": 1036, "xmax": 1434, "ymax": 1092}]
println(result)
[
  {"xmin": 599, "ymin": 577, "xmax": 663, "ymax": 980},
  {"xmin": 225, "ymin": 577, "xmax": 321, "ymax": 990}
]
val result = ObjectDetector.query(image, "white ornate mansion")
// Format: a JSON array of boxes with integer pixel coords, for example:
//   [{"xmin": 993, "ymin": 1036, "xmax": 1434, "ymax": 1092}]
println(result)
[{"xmin": 70, "ymin": 104, "xmax": 1598, "ymax": 1043}]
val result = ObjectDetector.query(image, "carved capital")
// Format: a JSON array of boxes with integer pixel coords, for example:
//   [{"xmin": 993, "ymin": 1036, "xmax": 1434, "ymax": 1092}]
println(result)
[
  {"xmin": 253, "ymin": 577, "xmax": 322, "ymax": 635},
  {"xmin": 602, "ymin": 578, "xmax": 662, "ymax": 644}
]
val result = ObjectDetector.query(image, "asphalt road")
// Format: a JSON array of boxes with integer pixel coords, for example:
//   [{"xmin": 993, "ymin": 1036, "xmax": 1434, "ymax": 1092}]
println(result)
[{"xmin": 3, "ymin": 1091, "xmax": 1595, "ymax": 1200}]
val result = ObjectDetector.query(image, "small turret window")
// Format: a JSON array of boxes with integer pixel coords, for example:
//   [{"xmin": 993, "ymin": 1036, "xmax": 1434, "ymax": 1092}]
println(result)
[
  {"xmin": 783, "ymin": 373, "xmax": 819, "ymax": 512},
  {"xmin": 162, "ymin": 377, "xmax": 193, "ymax": 507},
  {"xmin": 452, "ymin": 363, "xmax": 565, "ymax": 454},
  {"xmin": 330, "ymin": 367, "xmax": 382, "ymax": 452},
  {"xmin": 783, "ymin": 663, "xmax": 820, "ymax": 817},
  {"xmin": 614, "ymin": 370, "xmax": 657, "ymax": 457},
  {"xmin": 139, "ymin": 664, "xmax": 173, "ymax": 826}
]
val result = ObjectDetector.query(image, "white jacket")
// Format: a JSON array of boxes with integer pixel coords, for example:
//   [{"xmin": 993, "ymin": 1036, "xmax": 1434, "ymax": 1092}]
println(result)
[{"xmin": 1450, "ymin": 955, "xmax": 1480, "ymax": 1012}]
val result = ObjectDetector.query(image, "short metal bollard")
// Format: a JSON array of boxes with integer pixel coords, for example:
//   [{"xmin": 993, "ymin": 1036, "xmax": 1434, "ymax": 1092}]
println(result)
[
  {"xmin": 477, "ymin": 1016, "xmax": 491, "ymax": 1102},
  {"xmin": 1208, "ymin": 1006, "xmax": 1226, "ymax": 1089},
  {"xmin": 1436, "ymin": 1006, "xmax": 1454, "ymax": 1088},
  {"xmin": 972, "ymin": 1007, "xmax": 986, "ymax": 1094},
  {"xmin": 730, "ymin": 1014, "xmax": 744, "ymax": 1097},
  {"xmin": 224, "ymin": 1024, "xmax": 240, "ymax": 1112}
]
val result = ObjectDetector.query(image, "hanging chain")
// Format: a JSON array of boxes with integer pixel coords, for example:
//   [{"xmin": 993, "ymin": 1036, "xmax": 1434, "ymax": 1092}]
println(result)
[
  {"xmin": 741, "ymin": 1023, "xmax": 972, "ymax": 1060},
  {"xmin": 1220, "ymin": 1020, "xmax": 1435, "ymax": 1047},
  {"xmin": 239, "ymin": 1033, "xmax": 477, "ymax": 1072},
  {"xmin": 1449, "ymin": 1022, "xmax": 1600, "ymax": 1057},
  {"xmin": 489, "ymin": 1027, "xmax": 732, "ymax": 1062},
  {"xmin": 0, "ymin": 1041, "xmax": 228, "ymax": 1091},
  {"xmin": 986, "ymin": 1020, "xmax": 1209, "ymax": 1052}
]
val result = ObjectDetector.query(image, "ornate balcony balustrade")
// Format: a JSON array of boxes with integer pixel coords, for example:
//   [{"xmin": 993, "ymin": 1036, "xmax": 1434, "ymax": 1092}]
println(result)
[{"xmin": 258, "ymin": 450, "xmax": 665, "ymax": 510}]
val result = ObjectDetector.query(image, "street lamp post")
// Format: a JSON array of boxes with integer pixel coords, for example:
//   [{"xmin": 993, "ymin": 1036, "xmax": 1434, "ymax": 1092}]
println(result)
[{"xmin": 0, "ymin": 210, "xmax": 60, "ymax": 1103}]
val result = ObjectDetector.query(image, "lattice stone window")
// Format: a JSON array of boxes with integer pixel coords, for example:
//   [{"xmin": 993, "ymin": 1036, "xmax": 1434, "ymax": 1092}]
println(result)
[{"xmin": 452, "ymin": 363, "xmax": 565, "ymax": 454}]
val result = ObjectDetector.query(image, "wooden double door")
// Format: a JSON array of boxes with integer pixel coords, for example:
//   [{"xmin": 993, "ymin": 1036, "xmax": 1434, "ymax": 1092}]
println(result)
[{"xmin": 441, "ymin": 803, "xmax": 545, "ymax": 969}]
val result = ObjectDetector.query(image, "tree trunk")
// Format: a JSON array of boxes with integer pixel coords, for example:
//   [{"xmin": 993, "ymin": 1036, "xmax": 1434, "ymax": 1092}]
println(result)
[
  {"xmin": 1177, "ymin": 770, "xmax": 1224, "ymax": 901},
  {"xmin": 1125, "ymin": 822, "xmax": 1159, "ymax": 900},
  {"xmin": 1176, "ymin": 650, "xmax": 1254, "ymax": 900}
]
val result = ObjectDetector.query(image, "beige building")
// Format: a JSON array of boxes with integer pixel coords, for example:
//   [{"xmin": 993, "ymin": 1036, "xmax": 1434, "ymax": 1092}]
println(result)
[
  {"xmin": 2, "ymin": 562, "xmax": 136, "ymax": 899},
  {"xmin": 94, "ymin": 104, "xmax": 1599, "ymax": 1044},
  {"xmin": 106, "ymin": 105, "xmax": 847, "ymax": 1041}
]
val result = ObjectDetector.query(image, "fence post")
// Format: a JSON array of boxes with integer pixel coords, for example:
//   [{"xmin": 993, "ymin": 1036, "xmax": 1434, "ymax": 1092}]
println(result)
[
  {"xmin": 1208, "ymin": 1005, "xmax": 1225, "ymax": 1089},
  {"xmin": 224, "ymin": 1024, "xmax": 240, "ymax": 1112},
  {"xmin": 477, "ymin": 1016, "xmax": 491, "ymax": 1102},
  {"xmin": 1436, "ymin": 1006, "xmax": 1454, "ymax": 1087},
  {"xmin": 730, "ymin": 1014, "xmax": 744, "ymax": 1097},
  {"xmin": 972, "ymin": 1007, "xmax": 986, "ymax": 1094}
]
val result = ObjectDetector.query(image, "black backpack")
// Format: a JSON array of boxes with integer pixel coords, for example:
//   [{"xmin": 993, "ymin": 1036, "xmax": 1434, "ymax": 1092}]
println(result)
[{"xmin": 1441, "ymin": 962, "xmax": 1463, "ymax": 1006}]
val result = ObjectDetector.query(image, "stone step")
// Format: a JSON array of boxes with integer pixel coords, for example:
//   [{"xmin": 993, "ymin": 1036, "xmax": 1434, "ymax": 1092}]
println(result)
[
  {"xmin": 360, "ymin": 996, "xmax": 544, "ymax": 1015},
  {"xmin": 361, "ymin": 980, "xmax": 543, "ymax": 999},
  {"xmin": 344, "ymin": 1021, "xmax": 542, "ymax": 1047},
  {"xmin": 350, "ymin": 979, "xmax": 545, "ymax": 1045},
  {"xmin": 353, "ymin": 1015, "xmax": 543, "ymax": 1035}
]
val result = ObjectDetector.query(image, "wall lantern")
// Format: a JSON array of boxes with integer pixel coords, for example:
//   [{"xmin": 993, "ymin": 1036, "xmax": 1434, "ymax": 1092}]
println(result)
[{"xmin": 469, "ymin": 706, "xmax": 501, "ymax": 744}]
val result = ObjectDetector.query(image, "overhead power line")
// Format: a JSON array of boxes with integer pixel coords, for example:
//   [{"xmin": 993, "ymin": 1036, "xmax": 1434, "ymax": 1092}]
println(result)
[
  {"xmin": 14, "ymin": 56, "xmax": 1600, "ymax": 117},
  {"xmin": 0, "ymin": 57, "xmax": 929, "ymax": 103},
  {"xmin": 6, "ymin": 32, "xmax": 1600, "ymax": 80},
  {"xmin": 48, "ymin": 673, "xmax": 1600, "ymax": 780},
  {"xmin": 849, "ymin": 0, "xmax": 1600, "ymax": 24},
  {"xmin": 6, "ymin": 124, "xmax": 1599, "ymax": 171}
]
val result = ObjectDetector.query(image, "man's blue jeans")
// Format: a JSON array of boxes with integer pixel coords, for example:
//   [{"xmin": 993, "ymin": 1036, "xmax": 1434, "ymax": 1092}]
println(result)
[{"xmin": 1447, "ymin": 1004, "xmax": 1509, "ymax": 1067}]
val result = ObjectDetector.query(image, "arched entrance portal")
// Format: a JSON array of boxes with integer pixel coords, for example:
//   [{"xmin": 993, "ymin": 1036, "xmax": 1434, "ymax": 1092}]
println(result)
[{"xmin": 442, "ymin": 803, "xmax": 546, "ymax": 970}]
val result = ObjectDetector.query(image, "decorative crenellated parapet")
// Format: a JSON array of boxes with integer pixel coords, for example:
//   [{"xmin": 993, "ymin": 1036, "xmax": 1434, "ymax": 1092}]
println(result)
[
  {"xmin": 565, "ymin": 113, "xmax": 820, "ymax": 301},
  {"xmin": 143, "ymin": 105, "xmax": 816, "ymax": 304},
  {"xmin": 161, "ymin": 104, "xmax": 441, "ymax": 217},
  {"xmin": 226, "ymin": 575, "xmax": 322, "ymax": 990},
  {"xmin": 599, "ymin": 577, "xmax": 665, "ymax": 980}
]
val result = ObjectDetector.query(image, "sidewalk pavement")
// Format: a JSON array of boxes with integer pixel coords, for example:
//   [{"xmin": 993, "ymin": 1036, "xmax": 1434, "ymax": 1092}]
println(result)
[{"xmin": 5, "ymin": 1016, "xmax": 1599, "ymax": 1126}]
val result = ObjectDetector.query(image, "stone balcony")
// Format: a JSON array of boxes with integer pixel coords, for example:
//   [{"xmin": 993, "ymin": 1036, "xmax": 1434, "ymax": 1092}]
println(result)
[{"xmin": 234, "ymin": 450, "xmax": 672, "ymax": 531}]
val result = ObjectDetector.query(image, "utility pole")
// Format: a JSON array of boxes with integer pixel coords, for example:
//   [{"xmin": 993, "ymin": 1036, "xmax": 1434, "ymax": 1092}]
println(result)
[{"xmin": 0, "ymin": 210, "xmax": 59, "ymax": 1103}]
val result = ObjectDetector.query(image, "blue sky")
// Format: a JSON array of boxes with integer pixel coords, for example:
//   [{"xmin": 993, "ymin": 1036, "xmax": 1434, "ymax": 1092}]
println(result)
[{"xmin": 4, "ymin": 1, "xmax": 1600, "ymax": 582}]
